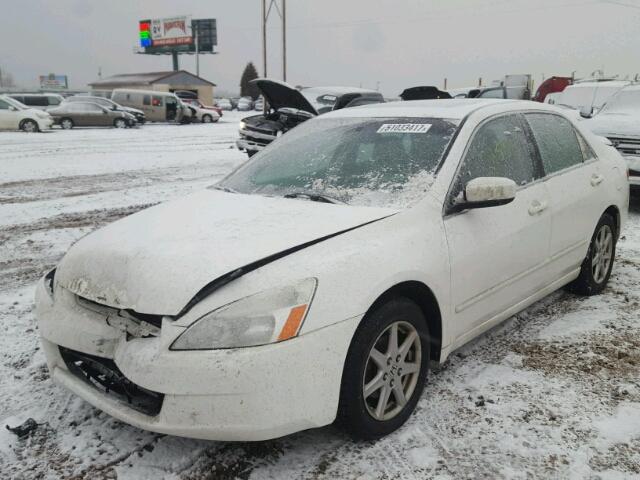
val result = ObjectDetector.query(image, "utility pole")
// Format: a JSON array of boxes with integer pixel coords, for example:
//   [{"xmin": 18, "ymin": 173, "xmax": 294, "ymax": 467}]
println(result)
[
  {"xmin": 261, "ymin": 0, "xmax": 287, "ymax": 81},
  {"xmin": 194, "ymin": 21, "xmax": 200, "ymax": 76},
  {"xmin": 172, "ymin": 51, "xmax": 179, "ymax": 71}
]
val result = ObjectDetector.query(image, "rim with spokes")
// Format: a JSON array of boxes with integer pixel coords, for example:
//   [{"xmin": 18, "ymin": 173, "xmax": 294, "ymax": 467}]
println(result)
[
  {"xmin": 114, "ymin": 118, "xmax": 127, "ymax": 128},
  {"xmin": 592, "ymin": 224, "xmax": 613, "ymax": 284},
  {"xmin": 362, "ymin": 320, "xmax": 421, "ymax": 421},
  {"xmin": 22, "ymin": 121, "xmax": 37, "ymax": 132},
  {"xmin": 61, "ymin": 119, "xmax": 73, "ymax": 129},
  {"xmin": 202, "ymin": 114, "xmax": 212, "ymax": 123}
]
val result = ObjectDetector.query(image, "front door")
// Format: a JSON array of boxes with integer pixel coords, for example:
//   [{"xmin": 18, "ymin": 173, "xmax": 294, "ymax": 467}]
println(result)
[{"xmin": 444, "ymin": 113, "xmax": 551, "ymax": 344}]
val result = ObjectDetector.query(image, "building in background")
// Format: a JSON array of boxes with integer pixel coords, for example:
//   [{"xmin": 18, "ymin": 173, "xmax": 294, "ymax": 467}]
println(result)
[{"xmin": 88, "ymin": 70, "xmax": 216, "ymax": 104}]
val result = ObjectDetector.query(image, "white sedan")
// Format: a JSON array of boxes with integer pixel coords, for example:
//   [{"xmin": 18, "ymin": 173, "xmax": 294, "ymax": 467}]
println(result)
[
  {"xmin": 36, "ymin": 100, "xmax": 629, "ymax": 441},
  {"xmin": 0, "ymin": 95, "xmax": 54, "ymax": 132}
]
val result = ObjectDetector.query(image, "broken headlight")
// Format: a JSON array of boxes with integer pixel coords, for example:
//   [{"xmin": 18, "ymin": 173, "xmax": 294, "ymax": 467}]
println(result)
[{"xmin": 170, "ymin": 278, "xmax": 317, "ymax": 350}]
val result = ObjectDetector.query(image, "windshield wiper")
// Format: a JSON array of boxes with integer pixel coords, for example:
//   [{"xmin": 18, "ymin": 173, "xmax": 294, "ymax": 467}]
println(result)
[
  {"xmin": 283, "ymin": 191, "xmax": 343, "ymax": 204},
  {"xmin": 212, "ymin": 186, "xmax": 239, "ymax": 194}
]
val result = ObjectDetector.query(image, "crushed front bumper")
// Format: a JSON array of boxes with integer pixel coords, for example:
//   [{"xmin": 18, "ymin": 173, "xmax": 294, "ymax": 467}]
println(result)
[{"xmin": 35, "ymin": 278, "xmax": 360, "ymax": 441}]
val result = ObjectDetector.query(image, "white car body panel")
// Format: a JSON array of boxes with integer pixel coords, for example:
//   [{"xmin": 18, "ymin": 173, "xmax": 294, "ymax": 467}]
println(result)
[
  {"xmin": 0, "ymin": 95, "xmax": 54, "ymax": 131},
  {"xmin": 36, "ymin": 99, "xmax": 629, "ymax": 441}
]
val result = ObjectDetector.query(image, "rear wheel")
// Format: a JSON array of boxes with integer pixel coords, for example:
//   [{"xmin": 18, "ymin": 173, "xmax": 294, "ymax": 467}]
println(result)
[
  {"xmin": 113, "ymin": 118, "xmax": 127, "ymax": 129},
  {"xmin": 20, "ymin": 119, "xmax": 39, "ymax": 133},
  {"xmin": 60, "ymin": 118, "xmax": 74, "ymax": 130},
  {"xmin": 566, "ymin": 213, "xmax": 616, "ymax": 295},
  {"xmin": 338, "ymin": 297, "xmax": 430, "ymax": 440}
]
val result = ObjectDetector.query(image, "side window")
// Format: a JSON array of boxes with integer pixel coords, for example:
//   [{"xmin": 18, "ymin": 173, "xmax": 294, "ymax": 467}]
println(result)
[
  {"xmin": 451, "ymin": 114, "xmax": 538, "ymax": 200},
  {"xmin": 525, "ymin": 113, "xmax": 584, "ymax": 175},
  {"xmin": 0, "ymin": 99, "xmax": 10, "ymax": 110},
  {"xmin": 576, "ymin": 132, "xmax": 597, "ymax": 161},
  {"xmin": 478, "ymin": 88, "xmax": 504, "ymax": 99},
  {"xmin": 26, "ymin": 96, "xmax": 48, "ymax": 107},
  {"xmin": 143, "ymin": 95, "xmax": 151, "ymax": 106},
  {"xmin": 48, "ymin": 96, "xmax": 61, "ymax": 106},
  {"xmin": 152, "ymin": 96, "xmax": 163, "ymax": 107}
]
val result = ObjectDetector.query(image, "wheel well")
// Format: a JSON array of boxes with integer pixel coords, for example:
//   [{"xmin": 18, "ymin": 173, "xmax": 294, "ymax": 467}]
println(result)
[
  {"xmin": 366, "ymin": 281, "xmax": 443, "ymax": 363},
  {"xmin": 604, "ymin": 205, "xmax": 621, "ymax": 238},
  {"xmin": 19, "ymin": 118, "xmax": 35, "ymax": 127}
]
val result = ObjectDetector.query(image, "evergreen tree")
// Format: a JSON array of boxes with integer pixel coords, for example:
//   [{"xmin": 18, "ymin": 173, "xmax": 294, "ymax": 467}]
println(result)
[{"xmin": 239, "ymin": 62, "xmax": 260, "ymax": 99}]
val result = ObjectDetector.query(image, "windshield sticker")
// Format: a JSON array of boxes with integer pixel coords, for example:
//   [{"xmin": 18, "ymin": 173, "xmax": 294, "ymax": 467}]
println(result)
[{"xmin": 377, "ymin": 123, "xmax": 431, "ymax": 134}]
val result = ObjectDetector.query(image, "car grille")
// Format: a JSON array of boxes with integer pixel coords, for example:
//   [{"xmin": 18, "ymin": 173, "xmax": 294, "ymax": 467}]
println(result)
[
  {"xmin": 607, "ymin": 137, "xmax": 640, "ymax": 156},
  {"xmin": 239, "ymin": 131, "xmax": 274, "ymax": 146},
  {"xmin": 76, "ymin": 295, "xmax": 163, "ymax": 336},
  {"xmin": 60, "ymin": 346, "xmax": 164, "ymax": 417}
]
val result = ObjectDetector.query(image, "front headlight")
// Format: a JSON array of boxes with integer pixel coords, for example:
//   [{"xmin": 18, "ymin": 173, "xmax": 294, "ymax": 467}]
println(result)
[
  {"xmin": 170, "ymin": 278, "xmax": 317, "ymax": 350},
  {"xmin": 239, "ymin": 121, "xmax": 246, "ymax": 131},
  {"xmin": 36, "ymin": 111, "xmax": 50, "ymax": 119}
]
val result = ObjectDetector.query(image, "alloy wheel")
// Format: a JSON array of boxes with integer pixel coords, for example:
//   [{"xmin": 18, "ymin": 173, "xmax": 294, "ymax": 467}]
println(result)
[
  {"xmin": 592, "ymin": 224, "xmax": 613, "ymax": 284},
  {"xmin": 61, "ymin": 119, "xmax": 73, "ymax": 129},
  {"xmin": 363, "ymin": 320, "xmax": 422, "ymax": 421},
  {"xmin": 22, "ymin": 121, "xmax": 37, "ymax": 133}
]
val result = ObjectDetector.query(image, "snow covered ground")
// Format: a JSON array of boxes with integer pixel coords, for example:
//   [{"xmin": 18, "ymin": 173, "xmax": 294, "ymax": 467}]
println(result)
[{"xmin": 1, "ymin": 114, "xmax": 639, "ymax": 479}]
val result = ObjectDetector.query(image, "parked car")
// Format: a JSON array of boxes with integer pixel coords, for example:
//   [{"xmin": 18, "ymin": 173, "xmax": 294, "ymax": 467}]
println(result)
[
  {"xmin": 237, "ymin": 97, "xmax": 254, "ymax": 111},
  {"xmin": 64, "ymin": 95, "xmax": 145, "ymax": 124},
  {"xmin": 111, "ymin": 89, "xmax": 192, "ymax": 123},
  {"xmin": 0, "ymin": 95, "xmax": 54, "ymax": 132},
  {"xmin": 236, "ymin": 79, "xmax": 384, "ymax": 156},
  {"xmin": 183, "ymin": 98, "xmax": 223, "ymax": 117},
  {"xmin": 580, "ymin": 84, "xmax": 640, "ymax": 189},
  {"xmin": 254, "ymin": 97, "xmax": 265, "ymax": 111},
  {"xmin": 48, "ymin": 102, "xmax": 136, "ymax": 129},
  {"xmin": 186, "ymin": 103, "xmax": 220, "ymax": 123},
  {"xmin": 173, "ymin": 90, "xmax": 198, "ymax": 100},
  {"xmin": 555, "ymin": 80, "xmax": 629, "ymax": 113},
  {"xmin": 216, "ymin": 98, "xmax": 233, "ymax": 111},
  {"xmin": 35, "ymin": 99, "xmax": 628, "ymax": 442},
  {"xmin": 7, "ymin": 93, "xmax": 64, "ymax": 111},
  {"xmin": 400, "ymin": 86, "xmax": 451, "ymax": 100}
]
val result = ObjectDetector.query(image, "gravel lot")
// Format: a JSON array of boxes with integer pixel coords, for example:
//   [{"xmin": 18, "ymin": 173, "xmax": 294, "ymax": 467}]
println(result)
[{"xmin": 1, "ymin": 115, "xmax": 639, "ymax": 479}]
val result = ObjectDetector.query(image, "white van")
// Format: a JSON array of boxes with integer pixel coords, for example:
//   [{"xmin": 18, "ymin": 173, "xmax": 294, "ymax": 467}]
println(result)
[
  {"xmin": 111, "ymin": 89, "xmax": 192, "ymax": 123},
  {"xmin": 7, "ymin": 93, "xmax": 64, "ymax": 111}
]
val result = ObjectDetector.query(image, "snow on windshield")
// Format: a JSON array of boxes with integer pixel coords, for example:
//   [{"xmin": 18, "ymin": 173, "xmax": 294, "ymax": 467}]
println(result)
[
  {"xmin": 600, "ymin": 89, "xmax": 640, "ymax": 113},
  {"xmin": 219, "ymin": 116, "xmax": 458, "ymax": 209}
]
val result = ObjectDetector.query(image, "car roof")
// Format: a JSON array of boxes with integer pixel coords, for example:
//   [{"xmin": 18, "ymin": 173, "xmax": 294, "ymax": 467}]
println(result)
[{"xmin": 565, "ymin": 81, "xmax": 630, "ymax": 90}]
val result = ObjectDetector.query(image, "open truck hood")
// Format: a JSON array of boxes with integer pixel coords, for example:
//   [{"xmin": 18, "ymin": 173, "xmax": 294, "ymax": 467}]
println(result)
[
  {"xmin": 251, "ymin": 78, "xmax": 318, "ymax": 115},
  {"xmin": 56, "ymin": 189, "xmax": 395, "ymax": 316}
]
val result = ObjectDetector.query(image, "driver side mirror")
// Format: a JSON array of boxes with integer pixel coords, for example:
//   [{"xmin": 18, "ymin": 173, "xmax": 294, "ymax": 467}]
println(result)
[
  {"xmin": 579, "ymin": 105, "xmax": 594, "ymax": 118},
  {"xmin": 450, "ymin": 177, "xmax": 517, "ymax": 213},
  {"xmin": 8, "ymin": 106, "xmax": 17, "ymax": 111}
]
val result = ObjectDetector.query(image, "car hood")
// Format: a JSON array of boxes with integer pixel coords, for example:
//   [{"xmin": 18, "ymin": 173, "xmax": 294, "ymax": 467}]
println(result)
[
  {"xmin": 56, "ymin": 189, "xmax": 396, "ymax": 316},
  {"xmin": 582, "ymin": 112, "xmax": 640, "ymax": 138},
  {"xmin": 121, "ymin": 106, "xmax": 144, "ymax": 115},
  {"xmin": 251, "ymin": 78, "xmax": 318, "ymax": 115}
]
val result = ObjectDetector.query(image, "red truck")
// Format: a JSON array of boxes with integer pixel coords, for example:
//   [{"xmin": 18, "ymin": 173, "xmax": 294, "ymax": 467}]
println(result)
[{"xmin": 533, "ymin": 76, "xmax": 573, "ymax": 102}]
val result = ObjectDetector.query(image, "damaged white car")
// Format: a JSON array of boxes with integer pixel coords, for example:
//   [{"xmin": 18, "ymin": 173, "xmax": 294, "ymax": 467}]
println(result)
[{"xmin": 36, "ymin": 99, "xmax": 628, "ymax": 441}]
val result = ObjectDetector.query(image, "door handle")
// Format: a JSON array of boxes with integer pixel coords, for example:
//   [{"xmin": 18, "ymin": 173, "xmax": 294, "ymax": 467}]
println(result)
[
  {"xmin": 591, "ymin": 174, "xmax": 605, "ymax": 186},
  {"xmin": 528, "ymin": 200, "xmax": 548, "ymax": 216}
]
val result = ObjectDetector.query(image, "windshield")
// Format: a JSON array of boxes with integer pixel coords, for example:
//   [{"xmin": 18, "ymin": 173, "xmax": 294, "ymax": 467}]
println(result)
[
  {"xmin": 218, "ymin": 116, "xmax": 458, "ymax": 208},
  {"xmin": 600, "ymin": 89, "xmax": 640, "ymax": 113}
]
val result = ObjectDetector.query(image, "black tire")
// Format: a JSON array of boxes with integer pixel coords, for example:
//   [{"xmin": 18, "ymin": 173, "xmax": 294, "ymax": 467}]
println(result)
[
  {"xmin": 60, "ymin": 118, "xmax": 74, "ymax": 130},
  {"xmin": 337, "ymin": 297, "xmax": 430, "ymax": 440},
  {"xmin": 20, "ymin": 119, "xmax": 39, "ymax": 133},
  {"xmin": 113, "ymin": 118, "xmax": 127, "ymax": 129},
  {"xmin": 566, "ymin": 213, "xmax": 616, "ymax": 296},
  {"xmin": 202, "ymin": 114, "xmax": 213, "ymax": 123}
]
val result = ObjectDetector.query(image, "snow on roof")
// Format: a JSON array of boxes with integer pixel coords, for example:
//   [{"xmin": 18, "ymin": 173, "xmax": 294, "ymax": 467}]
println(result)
[
  {"xmin": 89, "ymin": 70, "xmax": 216, "ymax": 87},
  {"xmin": 565, "ymin": 80, "xmax": 631, "ymax": 90}
]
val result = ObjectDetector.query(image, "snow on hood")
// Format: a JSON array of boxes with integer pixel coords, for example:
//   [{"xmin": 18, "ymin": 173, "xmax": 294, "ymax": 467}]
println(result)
[
  {"xmin": 582, "ymin": 112, "xmax": 640, "ymax": 138},
  {"xmin": 56, "ymin": 189, "xmax": 396, "ymax": 316}
]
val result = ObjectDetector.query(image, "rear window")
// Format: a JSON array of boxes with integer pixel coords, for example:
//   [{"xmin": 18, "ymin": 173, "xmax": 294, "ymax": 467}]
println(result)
[{"xmin": 525, "ymin": 113, "xmax": 584, "ymax": 175}]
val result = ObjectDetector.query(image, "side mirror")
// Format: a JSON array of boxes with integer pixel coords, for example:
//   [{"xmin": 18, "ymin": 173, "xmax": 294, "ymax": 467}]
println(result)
[
  {"xmin": 450, "ymin": 177, "xmax": 517, "ymax": 213},
  {"xmin": 579, "ymin": 105, "xmax": 594, "ymax": 118}
]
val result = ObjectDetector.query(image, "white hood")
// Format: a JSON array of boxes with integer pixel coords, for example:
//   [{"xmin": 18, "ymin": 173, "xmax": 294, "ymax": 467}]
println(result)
[
  {"xmin": 582, "ymin": 112, "xmax": 640, "ymax": 138},
  {"xmin": 56, "ymin": 189, "xmax": 396, "ymax": 315}
]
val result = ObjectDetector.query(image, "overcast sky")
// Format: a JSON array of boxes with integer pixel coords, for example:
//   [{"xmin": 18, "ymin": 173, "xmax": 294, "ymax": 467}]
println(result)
[{"xmin": 2, "ymin": 0, "xmax": 639, "ymax": 96}]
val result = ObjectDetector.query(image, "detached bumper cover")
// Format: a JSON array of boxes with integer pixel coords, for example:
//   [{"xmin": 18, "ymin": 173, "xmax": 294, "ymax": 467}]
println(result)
[{"xmin": 36, "ymin": 279, "xmax": 360, "ymax": 441}]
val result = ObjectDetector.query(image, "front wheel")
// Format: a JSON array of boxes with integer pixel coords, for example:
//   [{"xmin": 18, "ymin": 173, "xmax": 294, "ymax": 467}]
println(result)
[
  {"xmin": 338, "ymin": 297, "xmax": 430, "ymax": 440},
  {"xmin": 202, "ymin": 114, "xmax": 213, "ymax": 123},
  {"xmin": 21, "ymin": 119, "xmax": 39, "ymax": 132},
  {"xmin": 113, "ymin": 118, "xmax": 127, "ymax": 129},
  {"xmin": 60, "ymin": 118, "xmax": 74, "ymax": 130},
  {"xmin": 566, "ymin": 213, "xmax": 616, "ymax": 295}
]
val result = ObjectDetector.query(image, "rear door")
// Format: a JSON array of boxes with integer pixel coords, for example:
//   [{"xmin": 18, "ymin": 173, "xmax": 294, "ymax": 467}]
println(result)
[
  {"xmin": 524, "ymin": 112, "xmax": 604, "ymax": 278},
  {"xmin": 444, "ymin": 113, "xmax": 551, "ymax": 343}
]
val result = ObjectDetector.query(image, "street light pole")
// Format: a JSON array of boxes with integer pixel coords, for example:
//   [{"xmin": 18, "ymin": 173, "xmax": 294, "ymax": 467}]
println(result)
[
  {"xmin": 262, "ymin": 0, "xmax": 267, "ymax": 77},
  {"xmin": 282, "ymin": 0, "xmax": 286, "ymax": 82}
]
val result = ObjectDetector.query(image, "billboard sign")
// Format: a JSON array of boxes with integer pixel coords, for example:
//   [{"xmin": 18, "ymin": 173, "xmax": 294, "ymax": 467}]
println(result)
[
  {"xmin": 39, "ymin": 74, "xmax": 68, "ymax": 90},
  {"xmin": 150, "ymin": 16, "xmax": 192, "ymax": 46}
]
